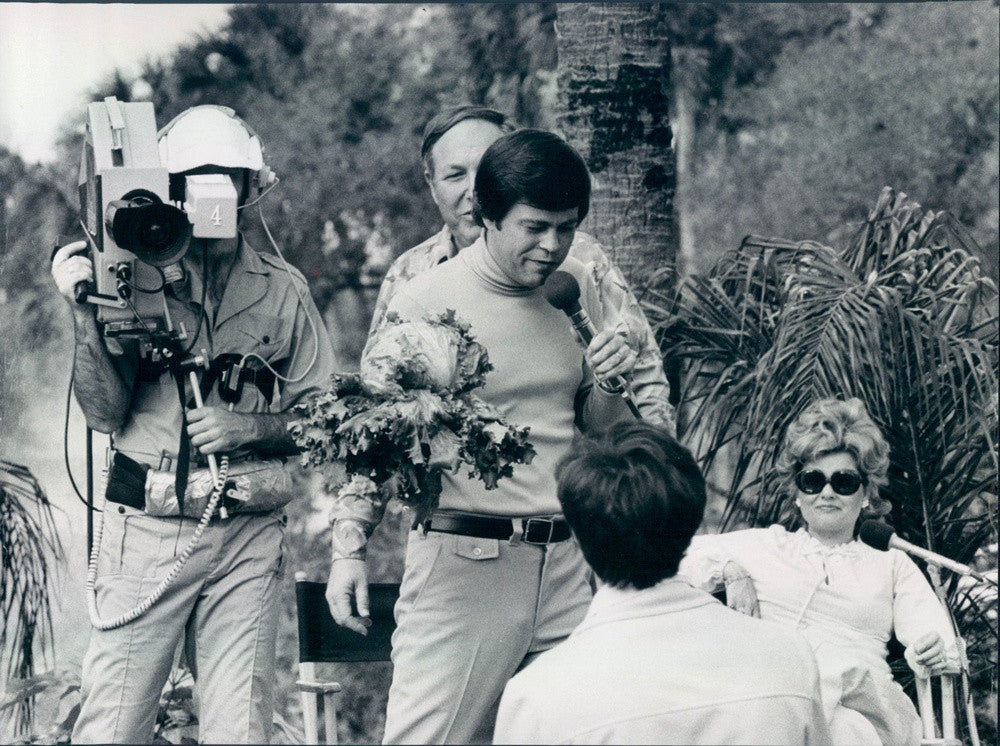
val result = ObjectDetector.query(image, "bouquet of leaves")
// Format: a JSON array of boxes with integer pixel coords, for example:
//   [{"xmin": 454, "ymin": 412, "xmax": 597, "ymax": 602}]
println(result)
[{"xmin": 290, "ymin": 310, "xmax": 535, "ymax": 521}]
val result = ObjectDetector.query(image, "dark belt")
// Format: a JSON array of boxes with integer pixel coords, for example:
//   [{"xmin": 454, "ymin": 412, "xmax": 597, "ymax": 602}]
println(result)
[{"xmin": 426, "ymin": 514, "xmax": 572, "ymax": 545}]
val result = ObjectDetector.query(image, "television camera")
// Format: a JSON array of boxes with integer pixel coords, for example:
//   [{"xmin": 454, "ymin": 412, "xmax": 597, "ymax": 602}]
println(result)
[{"xmin": 74, "ymin": 96, "xmax": 239, "ymax": 342}]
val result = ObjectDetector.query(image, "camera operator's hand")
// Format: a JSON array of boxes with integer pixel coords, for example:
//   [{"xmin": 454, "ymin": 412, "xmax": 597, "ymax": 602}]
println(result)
[
  {"xmin": 186, "ymin": 406, "xmax": 256, "ymax": 454},
  {"xmin": 51, "ymin": 240, "xmax": 93, "ymax": 305}
]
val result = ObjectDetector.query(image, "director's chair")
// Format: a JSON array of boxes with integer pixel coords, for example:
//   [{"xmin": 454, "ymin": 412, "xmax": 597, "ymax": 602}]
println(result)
[{"xmin": 295, "ymin": 572, "xmax": 400, "ymax": 745}]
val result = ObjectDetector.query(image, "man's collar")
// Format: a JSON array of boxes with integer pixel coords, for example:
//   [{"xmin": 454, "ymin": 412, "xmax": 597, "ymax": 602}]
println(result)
[
  {"xmin": 178, "ymin": 241, "xmax": 270, "ymax": 325},
  {"xmin": 236, "ymin": 241, "xmax": 270, "ymax": 275},
  {"xmin": 433, "ymin": 224, "xmax": 461, "ymax": 263},
  {"xmin": 215, "ymin": 242, "xmax": 269, "ymax": 326},
  {"xmin": 575, "ymin": 577, "xmax": 717, "ymax": 633}
]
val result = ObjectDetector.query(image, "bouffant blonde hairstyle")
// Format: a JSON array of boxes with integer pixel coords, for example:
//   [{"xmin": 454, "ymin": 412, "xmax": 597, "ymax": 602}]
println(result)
[{"xmin": 775, "ymin": 397, "xmax": 891, "ymax": 518}]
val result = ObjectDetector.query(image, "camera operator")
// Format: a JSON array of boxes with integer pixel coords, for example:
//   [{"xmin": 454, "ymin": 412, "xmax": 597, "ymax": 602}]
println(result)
[{"xmin": 51, "ymin": 105, "xmax": 335, "ymax": 744}]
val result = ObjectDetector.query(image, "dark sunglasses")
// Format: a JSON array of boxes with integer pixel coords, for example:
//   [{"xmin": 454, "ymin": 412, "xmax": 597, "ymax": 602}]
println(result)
[{"xmin": 794, "ymin": 469, "xmax": 866, "ymax": 496}]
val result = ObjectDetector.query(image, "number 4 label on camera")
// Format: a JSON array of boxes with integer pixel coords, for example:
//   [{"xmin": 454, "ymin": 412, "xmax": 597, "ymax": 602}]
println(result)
[{"xmin": 185, "ymin": 174, "xmax": 238, "ymax": 238}]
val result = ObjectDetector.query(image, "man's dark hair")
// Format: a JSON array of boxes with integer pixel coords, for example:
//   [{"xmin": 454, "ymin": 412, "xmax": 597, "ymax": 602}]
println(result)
[
  {"xmin": 420, "ymin": 105, "xmax": 512, "ymax": 176},
  {"xmin": 473, "ymin": 129, "xmax": 591, "ymax": 226},
  {"xmin": 556, "ymin": 422, "xmax": 706, "ymax": 590}
]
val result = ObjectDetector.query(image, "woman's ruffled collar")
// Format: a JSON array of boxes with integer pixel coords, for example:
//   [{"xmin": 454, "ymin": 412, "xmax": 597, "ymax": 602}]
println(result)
[{"xmin": 774, "ymin": 525, "xmax": 866, "ymax": 558}]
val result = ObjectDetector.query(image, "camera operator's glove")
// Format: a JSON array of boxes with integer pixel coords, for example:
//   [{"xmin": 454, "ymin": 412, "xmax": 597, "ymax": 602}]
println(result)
[{"xmin": 51, "ymin": 240, "xmax": 92, "ymax": 303}]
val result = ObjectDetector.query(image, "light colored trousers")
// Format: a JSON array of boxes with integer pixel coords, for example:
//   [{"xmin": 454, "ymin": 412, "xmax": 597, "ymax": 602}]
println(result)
[
  {"xmin": 72, "ymin": 504, "xmax": 285, "ymax": 744},
  {"xmin": 382, "ymin": 528, "xmax": 593, "ymax": 744}
]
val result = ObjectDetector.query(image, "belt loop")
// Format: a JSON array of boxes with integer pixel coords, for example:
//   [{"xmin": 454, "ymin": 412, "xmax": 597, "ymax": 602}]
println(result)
[
  {"xmin": 509, "ymin": 517, "xmax": 524, "ymax": 545},
  {"xmin": 157, "ymin": 451, "xmax": 173, "ymax": 472}
]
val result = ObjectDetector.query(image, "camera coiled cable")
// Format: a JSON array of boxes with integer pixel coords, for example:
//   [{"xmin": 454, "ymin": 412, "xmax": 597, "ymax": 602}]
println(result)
[{"xmin": 85, "ymin": 453, "xmax": 229, "ymax": 630}]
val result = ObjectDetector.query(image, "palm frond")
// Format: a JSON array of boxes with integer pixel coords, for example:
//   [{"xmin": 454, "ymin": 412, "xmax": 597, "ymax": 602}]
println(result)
[
  {"xmin": 651, "ymin": 188, "xmax": 998, "ymax": 723},
  {"xmin": 0, "ymin": 460, "xmax": 63, "ymax": 738}
]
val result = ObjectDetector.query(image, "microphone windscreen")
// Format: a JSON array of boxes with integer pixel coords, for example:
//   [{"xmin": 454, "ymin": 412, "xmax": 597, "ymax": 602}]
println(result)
[
  {"xmin": 859, "ymin": 520, "xmax": 894, "ymax": 551},
  {"xmin": 543, "ymin": 270, "xmax": 582, "ymax": 313}
]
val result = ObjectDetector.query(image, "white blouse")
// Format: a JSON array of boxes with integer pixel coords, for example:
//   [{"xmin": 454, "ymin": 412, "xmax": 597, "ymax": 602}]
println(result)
[{"xmin": 680, "ymin": 525, "xmax": 957, "ymax": 679}]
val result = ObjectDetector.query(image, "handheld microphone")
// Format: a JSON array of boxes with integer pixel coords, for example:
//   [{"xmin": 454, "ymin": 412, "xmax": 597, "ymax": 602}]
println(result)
[
  {"xmin": 543, "ymin": 270, "xmax": 641, "ymax": 419},
  {"xmin": 859, "ymin": 520, "xmax": 997, "ymax": 586}
]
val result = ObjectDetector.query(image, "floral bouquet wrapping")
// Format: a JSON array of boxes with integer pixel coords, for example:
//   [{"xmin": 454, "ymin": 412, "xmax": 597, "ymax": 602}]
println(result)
[{"xmin": 290, "ymin": 310, "xmax": 535, "ymax": 521}]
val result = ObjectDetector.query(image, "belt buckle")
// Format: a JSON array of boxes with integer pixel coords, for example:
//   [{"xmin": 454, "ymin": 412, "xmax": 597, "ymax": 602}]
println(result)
[{"xmin": 523, "ymin": 518, "xmax": 555, "ymax": 545}]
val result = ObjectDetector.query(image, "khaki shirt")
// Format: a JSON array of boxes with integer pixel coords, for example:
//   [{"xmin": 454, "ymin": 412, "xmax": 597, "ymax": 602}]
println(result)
[
  {"xmin": 111, "ymin": 243, "xmax": 336, "ymax": 468},
  {"xmin": 368, "ymin": 225, "xmax": 676, "ymax": 429}
]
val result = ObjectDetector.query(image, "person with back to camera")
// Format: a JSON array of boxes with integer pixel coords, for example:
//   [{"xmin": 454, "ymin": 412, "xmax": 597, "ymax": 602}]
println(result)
[
  {"xmin": 327, "ymin": 129, "xmax": 648, "ymax": 743},
  {"xmin": 494, "ymin": 420, "xmax": 831, "ymax": 745},
  {"xmin": 50, "ymin": 105, "xmax": 336, "ymax": 743},
  {"xmin": 679, "ymin": 397, "xmax": 959, "ymax": 744}
]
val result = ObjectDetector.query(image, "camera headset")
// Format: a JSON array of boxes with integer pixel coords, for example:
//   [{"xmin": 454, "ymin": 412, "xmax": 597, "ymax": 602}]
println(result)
[{"xmin": 157, "ymin": 104, "xmax": 278, "ymax": 210}]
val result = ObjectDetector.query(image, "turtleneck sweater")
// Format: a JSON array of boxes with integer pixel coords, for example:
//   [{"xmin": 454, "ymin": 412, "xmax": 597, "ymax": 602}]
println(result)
[{"xmin": 384, "ymin": 236, "xmax": 596, "ymax": 517}]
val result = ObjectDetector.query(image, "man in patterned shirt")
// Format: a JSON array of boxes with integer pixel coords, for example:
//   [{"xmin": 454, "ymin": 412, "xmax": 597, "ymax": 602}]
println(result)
[{"xmin": 367, "ymin": 105, "xmax": 675, "ymax": 427}]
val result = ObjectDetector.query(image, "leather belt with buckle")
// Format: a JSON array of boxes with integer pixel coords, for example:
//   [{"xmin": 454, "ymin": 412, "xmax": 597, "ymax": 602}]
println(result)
[{"xmin": 425, "ymin": 514, "xmax": 572, "ymax": 545}]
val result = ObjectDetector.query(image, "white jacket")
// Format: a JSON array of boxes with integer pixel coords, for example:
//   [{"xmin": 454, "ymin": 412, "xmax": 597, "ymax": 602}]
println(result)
[{"xmin": 494, "ymin": 577, "xmax": 830, "ymax": 745}]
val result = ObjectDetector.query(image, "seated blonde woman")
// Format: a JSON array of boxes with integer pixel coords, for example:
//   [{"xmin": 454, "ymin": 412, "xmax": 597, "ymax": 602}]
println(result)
[{"xmin": 679, "ymin": 397, "xmax": 959, "ymax": 745}]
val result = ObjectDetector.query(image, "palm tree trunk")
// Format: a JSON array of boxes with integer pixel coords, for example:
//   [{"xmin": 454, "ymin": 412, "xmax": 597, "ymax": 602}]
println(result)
[
  {"xmin": 555, "ymin": 3, "xmax": 677, "ymax": 287},
  {"xmin": 671, "ymin": 50, "xmax": 697, "ymax": 276}
]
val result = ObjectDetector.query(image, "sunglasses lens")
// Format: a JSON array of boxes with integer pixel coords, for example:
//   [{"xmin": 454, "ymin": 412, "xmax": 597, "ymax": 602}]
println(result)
[
  {"xmin": 795, "ymin": 470, "xmax": 826, "ymax": 494},
  {"xmin": 830, "ymin": 472, "xmax": 862, "ymax": 495}
]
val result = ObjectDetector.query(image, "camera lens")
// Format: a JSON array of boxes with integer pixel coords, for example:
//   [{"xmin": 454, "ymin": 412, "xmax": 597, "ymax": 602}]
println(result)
[
  {"xmin": 105, "ymin": 190, "xmax": 191, "ymax": 266},
  {"xmin": 141, "ymin": 218, "xmax": 171, "ymax": 249}
]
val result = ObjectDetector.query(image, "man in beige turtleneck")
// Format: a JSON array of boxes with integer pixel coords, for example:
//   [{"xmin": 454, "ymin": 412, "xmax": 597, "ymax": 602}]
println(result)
[
  {"xmin": 329, "ymin": 130, "xmax": 647, "ymax": 744},
  {"xmin": 367, "ymin": 105, "xmax": 674, "ymax": 427}
]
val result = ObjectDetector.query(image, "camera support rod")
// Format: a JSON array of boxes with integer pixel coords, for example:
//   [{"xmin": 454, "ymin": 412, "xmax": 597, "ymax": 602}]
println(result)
[{"xmin": 188, "ymin": 370, "xmax": 220, "ymax": 485}]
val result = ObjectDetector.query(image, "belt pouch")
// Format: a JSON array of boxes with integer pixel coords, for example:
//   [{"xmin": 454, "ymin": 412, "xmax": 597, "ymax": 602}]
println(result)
[{"xmin": 106, "ymin": 452, "xmax": 149, "ymax": 510}]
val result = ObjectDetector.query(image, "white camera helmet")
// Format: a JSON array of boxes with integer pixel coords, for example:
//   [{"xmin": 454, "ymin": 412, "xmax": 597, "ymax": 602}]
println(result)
[{"xmin": 157, "ymin": 105, "xmax": 276, "ymax": 191}]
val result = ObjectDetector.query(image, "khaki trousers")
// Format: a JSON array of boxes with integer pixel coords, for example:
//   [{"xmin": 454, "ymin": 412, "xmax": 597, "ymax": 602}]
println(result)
[
  {"xmin": 382, "ymin": 528, "xmax": 592, "ymax": 744},
  {"xmin": 72, "ymin": 505, "xmax": 285, "ymax": 744}
]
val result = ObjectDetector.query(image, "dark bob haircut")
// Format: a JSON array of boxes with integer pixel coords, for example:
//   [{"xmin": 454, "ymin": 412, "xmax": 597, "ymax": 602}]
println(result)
[
  {"xmin": 556, "ymin": 421, "xmax": 706, "ymax": 590},
  {"xmin": 473, "ymin": 129, "xmax": 591, "ymax": 226},
  {"xmin": 420, "ymin": 105, "xmax": 513, "ymax": 175}
]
